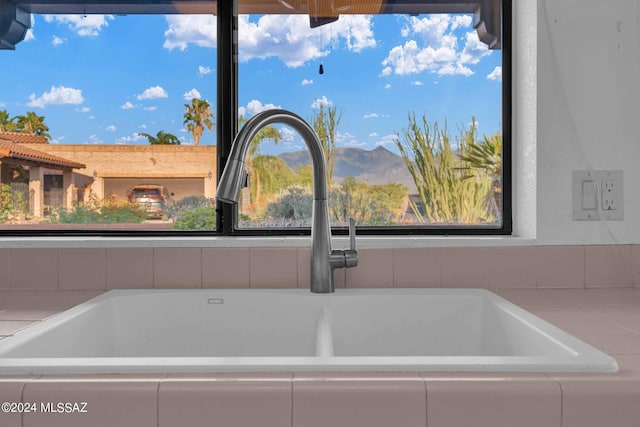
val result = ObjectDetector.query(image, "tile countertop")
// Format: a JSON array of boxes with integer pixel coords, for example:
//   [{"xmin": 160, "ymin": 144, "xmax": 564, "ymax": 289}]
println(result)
[{"xmin": 0, "ymin": 288, "xmax": 640, "ymax": 427}]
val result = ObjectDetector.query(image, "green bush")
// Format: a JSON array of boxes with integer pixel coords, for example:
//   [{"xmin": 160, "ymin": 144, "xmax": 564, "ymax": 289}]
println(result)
[
  {"xmin": 0, "ymin": 184, "xmax": 29, "ymax": 222},
  {"xmin": 173, "ymin": 207, "xmax": 216, "ymax": 230},
  {"xmin": 266, "ymin": 186, "xmax": 313, "ymax": 222},
  {"xmin": 50, "ymin": 194, "xmax": 146, "ymax": 224},
  {"xmin": 167, "ymin": 196, "xmax": 215, "ymax": 222}
]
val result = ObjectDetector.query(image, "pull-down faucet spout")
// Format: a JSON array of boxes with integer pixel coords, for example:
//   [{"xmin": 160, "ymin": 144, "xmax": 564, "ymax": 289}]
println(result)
[{"xmin": 217, "ymin": 109, "xmax": 358, "ymax": 293}]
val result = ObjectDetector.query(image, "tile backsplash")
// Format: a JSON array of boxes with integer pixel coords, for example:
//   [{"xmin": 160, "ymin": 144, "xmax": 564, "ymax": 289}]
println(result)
[{"xmin": 0, "ymin": 245, "xmax": 638, "ymax": 291}]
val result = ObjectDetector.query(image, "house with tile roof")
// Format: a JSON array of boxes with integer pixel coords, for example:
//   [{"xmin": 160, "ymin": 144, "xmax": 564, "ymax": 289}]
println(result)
[
  {"xmin": 0, "ymin": 133, "xmax": 86, "ymax": 217},
  {"xmin": 0, "ymin": 131, "xmax": 217, "ymax": 220}
]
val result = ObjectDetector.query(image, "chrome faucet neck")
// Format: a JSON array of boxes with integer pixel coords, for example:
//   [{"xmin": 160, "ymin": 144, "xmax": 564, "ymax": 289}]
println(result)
[{"xmin": 217, "ymin": 109, "xmax": 357, "ymax": 293}]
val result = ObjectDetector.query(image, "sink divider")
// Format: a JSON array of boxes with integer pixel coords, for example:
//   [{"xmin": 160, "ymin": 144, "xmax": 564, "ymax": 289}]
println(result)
[{"xmin": 314, "ymin": 305, "xmax": 334, "ymax": 357}]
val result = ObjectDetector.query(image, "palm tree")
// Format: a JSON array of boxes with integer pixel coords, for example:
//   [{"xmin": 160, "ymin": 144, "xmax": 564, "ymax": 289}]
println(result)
[
  {"xmin": 13, "ymin": 111, "xmax": 51, "ymax": 140},
  {"xmin": 138, "ymin": 130, "xmax": 181, "ymax": 145},
  {"xmin": 0, "ymin": 110, "xmax": 16, "ymax": 132},
  {"xmin": 311, "ymin": 105, "xmax": 341, "ymax": 188},
  {"xmin": 459, "ymin": 126, "xmax": 502, "ymax": 220},
  {"xmin": 238, "ymin": 116, "xmax": 281, "ymax": 206},
  {"xmin": 183, "ymin": 98, "xmax": 214, "ymax": 145}
]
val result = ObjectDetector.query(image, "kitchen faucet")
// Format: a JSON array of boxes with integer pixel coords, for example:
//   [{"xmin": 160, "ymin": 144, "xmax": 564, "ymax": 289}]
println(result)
[{"xmin": 216, "ymin": 109, "xmax": 358, "ymax": 293}]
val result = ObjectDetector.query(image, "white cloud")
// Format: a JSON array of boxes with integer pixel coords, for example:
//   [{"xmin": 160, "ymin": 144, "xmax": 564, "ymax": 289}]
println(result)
[
  {"xmin": 369, "ymin": 132, "xmax": 379, "ymax": 137},
  {"xmin": 23, "ymin": 28, "xmax": 35, "ymax": 42},
  {"xmin": 487, "ymin": 66, "xmax": 502, "ymax": 82},
  {"xmin": 460, "ymin": 31, "xmax": 492, "ymax": 65},
  {"xmin": 384, "ymin": 83, "xmax": 391, "ymax": 89},
  {"xmin": 301, "ymin": 79, "xmax": 314, "ymax": 86},
  {"xmin": 139, "ymin": 124, "xmax": 147, "ymax": 129},
  {"xmin": 375, "ymin": 134, "xmax": 398, "ymax": 147},
  {"xmin": 238, "ymin": 99, "xmax": 280, "ymax": 118},
  {"xmin": 164, "ymin": 15, "xmax": 217, "ymax": 50},
  {"xmin": 27, "ymin": 86, "xmax": 84, "ymax": 108},
  {"xmin": 85, "ymin": 134, "xmax": 103, "ymax": 144},
  {"xmin": 381, "ymin": 14, "xmax": 491, "ymax": 77},
  {"xmin": 44, "ymin": 14, "xmax": 114, "ymax": 37},
  {"xmin": 106, "ymin": 125, "xmax": 116, "ymax": 132},
  {"xmin": 278, "ymin": 127, "xmax": 297, "ymax": 144},
  {"xmin": 364, "ymin": 113, "xmax": 379, "ymax": 119},
  {"xmin": 143, "ymin": 106, "xmax": 158, "ymax": 111},
  {"xmin": 411, "ymin": 81, "xmax": 424, "ymax": 86},
  {"xmin": 237, "ymin": 15, "xmax": 375, "ymax": 68},
  {"xmin": 438, "ymin": 63, "xmax": 473, "ymax": 77},
  {"xmin": 451, "ymin": 15, "xmax": 473, "ymax": 31},
  {"xmin": 337, "ymin": 131, "xmax": 366, "ymax": 147},
  {"xmin": 136, "ymin": 86, "xmax": 168, "ymax": 100},
  {"xmin": 116, "ymin": 133, "xmax": 146, "ymax": 144},
  {"xmin": 183, "ymin": 88, "xmax": 201, "ymax": 100},
  {"xmin": 164, "ymin": 14, "xmax": 375, "ymax": 68},
  {"xmin": 121, "ymin": 101, "xmax": 135, "ymax": 110},
  {"xmin": 52, "ymin": 36, "xmax": 65, "ymax": 46},
  {"xmin": 198, "ymin": 65, "xmax": 212, "ymax": 76},
  {"xmin": 311, "ymin": 96, "xmax": 332, "ymax": 109},
  {"xmin": 76, "ymin": 106, "xmax": 90, "ymax": 113}
]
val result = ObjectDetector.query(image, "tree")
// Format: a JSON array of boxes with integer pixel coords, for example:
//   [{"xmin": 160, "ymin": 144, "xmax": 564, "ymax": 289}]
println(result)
[
  {"xmin": 0, "ymin": 110, "xmax": 16, "ymax": 132},
  {"xmin": 395, "ymin": 113, "xmax": 493, "ymax": 224},
  {"xmin": 459, "ymin": 124, "xmax": 502, "ymax": 220},
  {"xmin": 183, "ymin": 98, "xmax": 214, "ymax": 145},
  {"xmin": 311, "ymin": 105, "xmax": 341, "ymax": 188},
  {"xmin": 138, "ymin": 130, "xmax": 181, "ymax": 145},
  {"xmin": 330, "ymin": 177, "xmax": 408, "ymax": 224},
  {"xmin": 12, "ymin": 111, "xmax": 51, "ymax": 140},
  {"xmin": 238, "ymin": 115, "xmax": 281, "ymax": 208}
]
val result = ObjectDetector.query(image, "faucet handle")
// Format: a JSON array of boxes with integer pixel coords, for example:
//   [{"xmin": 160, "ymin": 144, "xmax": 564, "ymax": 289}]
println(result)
[
  {"xmin": 345, "ymin": 217, "xmax": 358, "ymax": 268},
  {"xmin": 349, "ymin": 217, "xmax": 357, "ymax": 252}
]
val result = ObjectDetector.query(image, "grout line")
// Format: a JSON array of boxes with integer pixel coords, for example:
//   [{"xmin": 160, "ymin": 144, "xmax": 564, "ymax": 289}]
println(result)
[
  {"xmin": 290, "ymin": 373, "xmax": 295, "ymax": 427},
  {"xmin": 421, "ymin": 373, "xmax": 428, "ymax": 427},
  {"xmin": 544, "ymin": 373, "xmax": 564, "ymax": 427},
  {"xmin": 156, "ymin": 379, "xmax": 163, "ymax": 427}
]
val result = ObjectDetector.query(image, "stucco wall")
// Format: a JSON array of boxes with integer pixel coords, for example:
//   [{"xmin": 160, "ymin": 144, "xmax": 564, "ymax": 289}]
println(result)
[{"xmin": 30, "ymin": 144, "xmax": 217, "ymax": 201}]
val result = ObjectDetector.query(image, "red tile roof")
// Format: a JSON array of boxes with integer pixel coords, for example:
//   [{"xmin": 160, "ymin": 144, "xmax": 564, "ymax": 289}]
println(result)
[
  {"xmin": 0, "ymin": 131, "xmax": 48, "ymax": 144},
  {"xmin": 0, "ymin": 138, "xmax": 85, "ymax": 169}
]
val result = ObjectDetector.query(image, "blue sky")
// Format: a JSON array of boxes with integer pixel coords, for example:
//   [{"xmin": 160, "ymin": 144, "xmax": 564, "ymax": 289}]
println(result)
[{"xmin": 0, "ymin": 13, "xmax": 502, "ymax": 155}]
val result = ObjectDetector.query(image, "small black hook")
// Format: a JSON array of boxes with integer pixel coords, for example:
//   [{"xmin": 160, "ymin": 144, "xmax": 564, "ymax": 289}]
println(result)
[{"xmin": 319, "ymin": 63, "xmax": 324, "ymax": 75}]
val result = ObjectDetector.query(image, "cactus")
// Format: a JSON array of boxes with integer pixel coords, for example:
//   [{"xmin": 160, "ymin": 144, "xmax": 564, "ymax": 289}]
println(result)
[{"xmin": 395, "ymin": 114, "xmax": 494, "ymax": 224}]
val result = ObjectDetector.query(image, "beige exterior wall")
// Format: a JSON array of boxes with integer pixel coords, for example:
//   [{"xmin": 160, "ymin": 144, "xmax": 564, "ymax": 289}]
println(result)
[{"xmin": 31, "ymin": 145, "xmax": 217, "ymax": 202}]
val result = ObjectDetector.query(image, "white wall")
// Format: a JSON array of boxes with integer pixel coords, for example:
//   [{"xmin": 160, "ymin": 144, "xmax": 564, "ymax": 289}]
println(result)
[{"xmin": 527, "ymin": 0, "xmax": 640, "ymax": 244}]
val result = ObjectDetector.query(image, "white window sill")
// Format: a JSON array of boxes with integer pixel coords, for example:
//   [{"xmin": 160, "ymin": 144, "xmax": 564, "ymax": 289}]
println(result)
[{"xmin": 0, "ymin": 235, "xmax": 536, "ymax": 249}]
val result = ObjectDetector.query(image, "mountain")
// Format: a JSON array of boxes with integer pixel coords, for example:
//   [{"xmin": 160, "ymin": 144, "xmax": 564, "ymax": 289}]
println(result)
[{"xmin": 279, "ymin": 145, "xmax": 416, "ymax": 192}]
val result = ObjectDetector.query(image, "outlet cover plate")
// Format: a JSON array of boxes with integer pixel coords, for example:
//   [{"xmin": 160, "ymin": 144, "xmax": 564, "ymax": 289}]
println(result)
[{"xmin": 573, "ymin": 170, "xmax": 624, "ymax": 220}]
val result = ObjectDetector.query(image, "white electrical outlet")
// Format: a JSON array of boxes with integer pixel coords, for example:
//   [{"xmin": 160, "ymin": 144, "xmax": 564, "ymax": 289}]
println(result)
[
  {"xmin": 573, "ymin": 170, "xmax": 623, "ymax": 220},
  {"xmin": 602, "ymin": 180, "xmax": 617, "ymax": 210}
]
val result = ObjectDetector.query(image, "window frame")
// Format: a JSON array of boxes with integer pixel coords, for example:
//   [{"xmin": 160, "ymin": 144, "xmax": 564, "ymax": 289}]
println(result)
[
  {"xmin": 1, "ymin": 0, "xmax": 511, "ymax": 237},
  {"xmin": 218, "ymin": 0, "xmax": 512, "ymax": 237}
]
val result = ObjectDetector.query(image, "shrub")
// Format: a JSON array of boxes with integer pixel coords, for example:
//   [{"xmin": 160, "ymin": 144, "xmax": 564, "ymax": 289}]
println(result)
[
  {"xmin": 50, "ymin": 193, "xmax": 146, "ymax": 224},
  {"xmin": 266, "ymin": 186, "xmax": 313, "ymax": 222},
  {"xmin": 167, "ymin": 196, "xmax": 215, "ymax": 222},
  {"xmin": 173, "ymin": 207, "xmax": 216, "ymax": 230},
  {"xmin": 0, "ymin": 183, "xmax": 29, "ymax": 222}
]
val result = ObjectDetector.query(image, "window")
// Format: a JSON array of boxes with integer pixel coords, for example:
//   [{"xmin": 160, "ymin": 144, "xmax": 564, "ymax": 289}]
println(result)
[
  {"xmin": 0, "ymin": 0, "xmax": 510, "ymax": 236},
  {"xmin": 0, "ymin": 7, "xmax": 218, "ymax": 233},
  {"xmin": 227, "ymin": 0, "xmax": 510, "ymax": 235}
]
